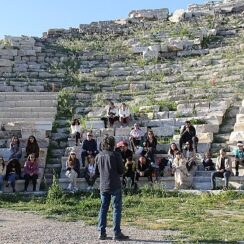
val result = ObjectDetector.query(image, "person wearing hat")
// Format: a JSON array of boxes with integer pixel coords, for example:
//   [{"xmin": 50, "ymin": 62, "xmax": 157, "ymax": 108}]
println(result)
[{"xmin": 234, "ymin": 141, "xmax": 244, "ymax": 176}]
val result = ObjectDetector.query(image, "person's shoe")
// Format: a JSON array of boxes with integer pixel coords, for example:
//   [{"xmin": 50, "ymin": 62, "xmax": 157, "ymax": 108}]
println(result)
[
  {"xmin": 13, "ymin": 188, "xmax": 16, "ymax": 193},
  {"xmin": 211, "ymin": 187, "xmax": 216, "ymax": 190},
  {"xmin": 223, "ymin": 186, "xmax": 228, "ymax": 191},
  {"xmin": 99, "ymin": 232, "xmax": 107, "ymax": 240},
  {"xmin": 113, "ymin": 232, "xmax": 129, "ymax": 241},
  {"xmin": 235, "ymin": 172, "xmax": 239, "ymax": 176}
]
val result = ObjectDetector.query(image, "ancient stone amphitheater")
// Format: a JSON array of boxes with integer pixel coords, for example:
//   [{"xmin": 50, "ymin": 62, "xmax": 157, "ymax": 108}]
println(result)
[{"xmin": 0, "ymin": 0, "xmax": 244, "ymax": 192}]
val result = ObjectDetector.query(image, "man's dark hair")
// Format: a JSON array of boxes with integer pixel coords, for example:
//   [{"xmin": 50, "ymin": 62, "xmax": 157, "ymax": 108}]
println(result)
[{"xmin": 101, "ymin": 135, "xmax": 115, "ymax": 151}]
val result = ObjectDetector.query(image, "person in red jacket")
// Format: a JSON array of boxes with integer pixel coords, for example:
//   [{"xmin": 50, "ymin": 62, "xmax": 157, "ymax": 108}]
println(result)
[{"xmin": 24, "ymin": 153, "xmax": 39, "ymax": 191}]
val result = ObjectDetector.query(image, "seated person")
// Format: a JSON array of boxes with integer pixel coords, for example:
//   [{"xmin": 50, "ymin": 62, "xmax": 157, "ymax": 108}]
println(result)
[
  {"xmin": 119, "ymin": 103, "xmax": 130, "ymax": 127},
  {"xmin": 101, "ymin": 101, "xmax": 119, "ymax": 128},
  {"xmin": 123, "ymin": 157, "xmax": 136, "ymax": 188},
  {"xmin": 182, "ymin": 142, "xmax": 196, "ymax": 172},
  {"xmin": 121, "ymin": 142, "xmax": 133, "ymax": 164},
  {"xmin": 233, "ymin": 141, "xmax": 244, "ymax": 176},
  {"xmin": 84, "ymin": 155, "xmax": 97, "ymax": 190},
  {"xmin": 5, "ymin": 158, "xmax": 22, "ymax": 192},
  {"xmin": 202, "ymin": 152, "xmax": 215, "ymax": 171},
  {"xmin": 70, "ymin": 118, "xmax": 82, "ymax": 146},
  {"xmin": 158, "ymin": 157, "xmax": 170, "ymax": 177},
  {"xmin": 143, "ymin": 130, "xmax": 157, "ymax": 163},
  {"xmin": 25, "ymin": 135, "xmax": 39, "ymax": 158},
  {"xmin": 135, "ymin": 155, "xmax": 152, "ymax": 186},
  {"xmin": 65, "ymin": 151, "xmax": 80, "ymax": 191},
  {"xmin": 24, "ymin": 153, "xmax": 39, "ymax": 192},
  {"xmin": 129, "ymin": 123, "xmax": 144, "ymax": 152},
  {"xmin": 168, "ymin": 142, "xmax": 179, "ymax": 165},
  {"xmin": 0, "ymin": 156, "xmax": 6, "ymax": 192},
  {"xmin": 211, "ymin": 149, "xmax": 232, "ymax": 190},
  {"xmin": 9, "ymin": 136, "xmax": 22, "ymax": 161},
  {"xmin": 143, "ymin": 126, "xmax": 152, "ymax": 144},
  {"xmin": 179, "ymin": 121, "xmax": 198, "ymax": 152},
  {"xmin": 81, "ymin": 132, "xmax": 98, "ymax": 167},
  {"xmin": 172, "ymin": 151, "xmax": 192, "ymax": 189}
]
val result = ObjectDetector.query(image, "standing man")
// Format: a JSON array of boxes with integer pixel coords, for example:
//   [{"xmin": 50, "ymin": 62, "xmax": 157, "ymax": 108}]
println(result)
[
  {"xmin": 95, "ymin": 135, "xmax": 129, "ymax": 241},
  {"xmin": 211, "ymin": 149, "xmax": 232, "ymax": 190}
]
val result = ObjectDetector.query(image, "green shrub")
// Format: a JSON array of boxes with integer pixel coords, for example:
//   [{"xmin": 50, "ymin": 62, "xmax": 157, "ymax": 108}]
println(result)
[
  {"xmin": 57, "ymin": 89, "xmax": 75, "ymax": 117},
  {"xmin": 46, "ymin": 175, "xmax": 64, "ymax": 205},
  {"xmin": 190, "ymin": 118, "xmax": 207, "ymax": 125}
]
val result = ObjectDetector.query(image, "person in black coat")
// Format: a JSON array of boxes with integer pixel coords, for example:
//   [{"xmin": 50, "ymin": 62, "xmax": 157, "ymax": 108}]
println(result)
[
  {"xmin": 202, "ymin": 152, "xmax": 215, "ymax": 171},
  {"xmin": 25, "ymin": 135, "xmax": 40, "ymax": 158},
  {"xmin": 135, "ymin": 155, "xmax": 152, "ymax": 183},
  {"xmin": 81, "ymin": 132, "xmax": 98, "ymax": 167},
  {"xmin": 179, "ymin": 121, "xmax": 198, "ymax": 152},
  {"xmin": 143, "ymin": 130, "xmax": 157, "ymax": 163}
]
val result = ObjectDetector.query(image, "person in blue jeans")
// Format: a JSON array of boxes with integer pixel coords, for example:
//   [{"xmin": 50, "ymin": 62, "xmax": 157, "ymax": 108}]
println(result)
[
  {"xmin": 95, "ymin": 135, "xmax": 129, "ymax": 241},
  {"xmin": 5, "ymin": 158, "xmax": 22, "ymax": 192},
  {"xmin": 211, "ymin": 149, "xmax": 232, "ymax": 190},
  {"xmin": 0, "ymin": 156, "xmax": 6, "ymax": 192}
]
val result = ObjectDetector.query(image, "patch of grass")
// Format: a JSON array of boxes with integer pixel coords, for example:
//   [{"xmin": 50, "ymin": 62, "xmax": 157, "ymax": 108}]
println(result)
[
  {"xmin": 0, "ymin": 188, "xmax": 243, "ymax": 242},
  {"xmin": 190, "ymin": 118, "xmax": 207, "ymax": 125}
]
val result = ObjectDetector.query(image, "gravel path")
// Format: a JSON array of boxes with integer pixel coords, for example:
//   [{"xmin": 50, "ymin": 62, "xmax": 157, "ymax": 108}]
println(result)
[{"xmin": 0, "ymin": 209, "xmax": 178, "ymax": 244}]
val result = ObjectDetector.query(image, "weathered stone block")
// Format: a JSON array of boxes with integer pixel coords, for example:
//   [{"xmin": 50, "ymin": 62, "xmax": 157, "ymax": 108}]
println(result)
[
  {"xmin": 236, "ymin": 114, "xmax": 244, "ymax": 123},
  {"xmin": 152, "ymin": 126, "xmax": 175, "ymax": 137},
  {"xmin": 139, "ymin": 105, "xmax": 160, "ymax": 113},
  {"xmin": 229, "ymin": 132, "xmax": 244, "ymax": 142},
  {"xmin": 0, "ymin": 49, "xmax": 18, "ymax": 56},
  {"xmin": 85, "ymin": 120, "xmax": 104, "ymax": 129},
  {"xmin": 169, "ymin": 9, "xmax": 185, "ymax": 23},
  {"xmin": 0, "ymin": 59, "xmax": 13, "ymax": 67},
  {"xmin": 195, "ymin": 124, "xmax": 219, "ymax": 134},
  {"xmin": 234, "ymin": 123, "xmax": 244, "ymax": 132}
]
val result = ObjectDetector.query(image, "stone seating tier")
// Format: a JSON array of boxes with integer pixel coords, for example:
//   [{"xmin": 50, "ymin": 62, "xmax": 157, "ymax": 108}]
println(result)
[
  {"xmin": 2, "ymin": 179, "xmax": 42, "ymax": 193},
  {"xmin": 58, "ymin": 176, "xmax": 244, "ymax": 191}
]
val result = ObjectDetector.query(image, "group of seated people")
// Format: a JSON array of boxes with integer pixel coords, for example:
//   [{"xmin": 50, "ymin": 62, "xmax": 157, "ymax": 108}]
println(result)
[
  {"xmin": 0, "ymin": 135, "xmax": 40, "ymax": 193},
  {"xmin": 66, "ymin": 115, "xmax": 244, "ymax": 191},
  {"xmin": 101, "ymin": 101, "xmax": 131, "ymax": 128},
  {"xmin": 65, "ymin": 120, "xmax": 198, "ymax": 191}
]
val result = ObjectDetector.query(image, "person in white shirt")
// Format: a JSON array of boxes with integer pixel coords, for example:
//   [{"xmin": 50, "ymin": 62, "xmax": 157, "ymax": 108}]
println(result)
[
  {"xmin": 129, "ymin": 123, "xmax": 144, "ymax": 152},
  {"xmin": 70, "ymin": 119, "xmax": 82, "ymax": 146},
  {"xmin": 119, "ymin": 103, "xmax": 130, "ymax": 127},
  {"xmin": 84, "ymin": 155, "xmax": 97, "ymax": 190}
]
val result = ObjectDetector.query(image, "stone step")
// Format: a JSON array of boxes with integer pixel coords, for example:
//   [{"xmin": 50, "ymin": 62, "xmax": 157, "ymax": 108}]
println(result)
[
  {"xmin": 195, "ymin": 171, "xmax": 213, "ymax": 177},
  {"xmin": 58, "ymin": 175, "xmax": 244, "ymax": 191},
  {"xmin": 2, "ymin": 179, "xmax": 42, "ymax": 193},
  {"xmin": 0, "ymin": 111, "xmax": 56, "ymax": 119},
  {"xmin": 0, "ymin": 107, "xmax": 57, "ymax": 113},
  {"xmin": 0, "ymin": 92, "xmax": 58, "ymax": 101},
  {"xmin": 4, "ymin": 121, "xmax": 53, "ymax": 132},
  {"xmin": 0, "ymin": 100, "xmax": 58, "ymax": 107}
]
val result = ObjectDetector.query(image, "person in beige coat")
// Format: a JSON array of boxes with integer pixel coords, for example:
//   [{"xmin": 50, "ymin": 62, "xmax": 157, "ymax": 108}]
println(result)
[
  {"xmin": 172, "ymin": 151, "xmax": 192, "ymax": 189},
  {"xmin": 211, "ymin": 149, "xmax": 232, "ymax": 190}
]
